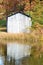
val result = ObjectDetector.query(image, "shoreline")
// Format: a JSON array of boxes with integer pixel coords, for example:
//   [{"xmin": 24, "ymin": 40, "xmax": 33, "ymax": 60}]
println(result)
[{"xmin": 0, "ymin": 32, "xmax": 43, "ymax": 45}]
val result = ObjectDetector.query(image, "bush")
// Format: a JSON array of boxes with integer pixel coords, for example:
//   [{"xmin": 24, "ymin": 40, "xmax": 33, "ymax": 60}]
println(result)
[{"xmin": 0, "ymin": 20, "xmax": 6, "ymax": 27}]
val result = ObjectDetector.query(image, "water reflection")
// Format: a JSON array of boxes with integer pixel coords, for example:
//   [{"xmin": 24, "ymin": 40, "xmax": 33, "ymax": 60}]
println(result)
[
  {"xmin": 0, "ymin": 56, "xmax": 4, "ymax": 65},
  {"xmin": 0, "ymin": 42, "xmax": 31, "ymax": 65},
  {"xmin": 0, "ymin": 44, "xmax": 6, "ymax": 65},
  {"xmin": 7, "ymin": 42, "xmax": 31, "ymax": 65}
]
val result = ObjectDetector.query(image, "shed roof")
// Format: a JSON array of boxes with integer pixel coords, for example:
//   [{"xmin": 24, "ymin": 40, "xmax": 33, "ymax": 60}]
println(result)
[{"xmin": 7, "ymin": 12, "xmax": 31, "ymax": 17}]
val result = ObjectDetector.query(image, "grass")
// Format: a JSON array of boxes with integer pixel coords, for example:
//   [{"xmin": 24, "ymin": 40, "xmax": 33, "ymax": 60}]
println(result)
[
  {"xmin": 0, "ymin": 31, "xmax": 43, "ymax": 45},
  {"xmin": 0, "ymin": 32, "xmax": 30, "ymax": 41},
  {"xmin": 0, "ymin": 27, "xmax": 6, "ymax": 31}
]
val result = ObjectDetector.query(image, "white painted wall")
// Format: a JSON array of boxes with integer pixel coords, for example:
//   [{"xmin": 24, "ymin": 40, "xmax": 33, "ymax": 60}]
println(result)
[
  {"xmin": 7, "ymin": 13, "xmax": 32, "ymax": 33},
  {"xmin": 7, "ymin": 42, "xmax": 31, "ymax": 60}
]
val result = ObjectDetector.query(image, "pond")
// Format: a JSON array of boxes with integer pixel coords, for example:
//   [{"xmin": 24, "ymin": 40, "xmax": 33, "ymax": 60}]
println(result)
[
  {"xmin": 0, "ymin": 41, "xmax": 43, "ymax": 65},
  {"xmin": 0, "ymin": 41, "xmax": 31, "ymax": 65}
]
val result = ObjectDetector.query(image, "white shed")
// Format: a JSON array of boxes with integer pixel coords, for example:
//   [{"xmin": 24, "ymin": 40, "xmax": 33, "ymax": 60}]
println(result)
[{"xmin": 7, "ymin": 12, "xmax": 32, "ymax": 33}]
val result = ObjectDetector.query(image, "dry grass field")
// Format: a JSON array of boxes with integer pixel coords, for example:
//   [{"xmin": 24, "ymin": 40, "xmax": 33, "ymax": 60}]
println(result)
[
  {"xmin": 0, "ymin": 31, "xmax": 43, "ymax": 42},
  {"xmin": 0, "ymin": 32, "xmax": 29, "ymax": 40}
]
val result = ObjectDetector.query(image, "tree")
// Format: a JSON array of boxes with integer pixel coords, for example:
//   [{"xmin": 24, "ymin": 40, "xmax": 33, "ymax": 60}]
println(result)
[
  {"xmin": 3, "ymin": 0, "xmax": 19, "ymax": 15},
  {"xmin": 25, "ymin": 0, "xmax": 43, "ymax": 25}
]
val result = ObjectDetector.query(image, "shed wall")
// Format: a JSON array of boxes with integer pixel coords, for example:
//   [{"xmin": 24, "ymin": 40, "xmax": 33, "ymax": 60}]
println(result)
[{"xmin": 7, "ymin": 13, "xmax": 32, "ymax": 33}]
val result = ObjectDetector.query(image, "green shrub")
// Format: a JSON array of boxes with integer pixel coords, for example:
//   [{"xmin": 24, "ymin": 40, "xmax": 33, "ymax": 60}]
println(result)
[{"xmin": 0, "ymin": 20, "xmax": 6, "ymax": 27}]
